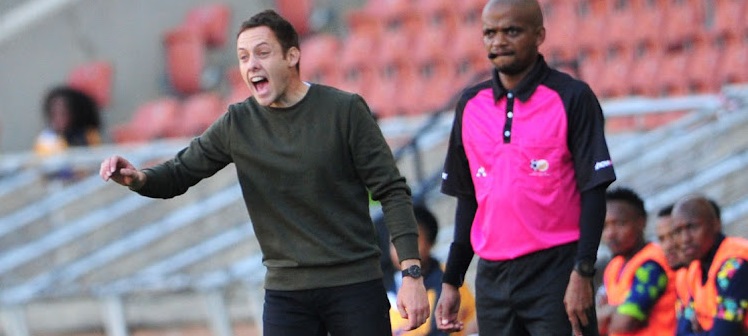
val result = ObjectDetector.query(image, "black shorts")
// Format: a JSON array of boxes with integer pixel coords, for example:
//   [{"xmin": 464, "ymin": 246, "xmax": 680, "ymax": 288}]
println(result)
[
  {"xmin": 475, "ymin": 242, "xmax": 598, "ymax": 336},
  {"xmin": 263, "ymin": 279, "xmax": 392, "ymax": 336}
]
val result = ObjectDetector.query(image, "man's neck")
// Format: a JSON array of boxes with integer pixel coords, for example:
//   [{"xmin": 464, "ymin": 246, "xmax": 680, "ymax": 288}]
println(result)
[
  {"xmin": 272, "ymin": 77, "xmax": 309, "ymax": 108},
  {"xmin": 622, "ymin": 238, "xmax": 647, "ymax": 262}
]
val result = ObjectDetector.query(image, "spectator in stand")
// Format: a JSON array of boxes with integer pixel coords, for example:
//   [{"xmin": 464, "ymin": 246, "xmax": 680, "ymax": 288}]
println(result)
[{"xmin": 35, "ymin": 85, "xmax": 102, "ymax": 156}]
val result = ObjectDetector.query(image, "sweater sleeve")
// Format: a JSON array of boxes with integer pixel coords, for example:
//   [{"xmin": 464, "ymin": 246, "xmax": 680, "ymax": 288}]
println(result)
[
  {"xmin": 347, "ymin": 95, "xmax": 419, "ymax": 262},
  {"xmin": 138, "ymin": 112, "xmax": 233, "ymax": 199}
]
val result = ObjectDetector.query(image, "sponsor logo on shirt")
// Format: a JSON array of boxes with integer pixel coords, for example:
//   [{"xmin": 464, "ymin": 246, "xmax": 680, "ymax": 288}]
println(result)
[
  {"xmin": 594, "ymin": 159, "xmax": 613, "ymax": 171},
  {"xmin": 442, "ymin": 172, "xmax": 448, "ymax": 180},
  {"xmin": 530, "ymin": 159, "xmax": 549, "ymax": 172},
  {"xmin": 475, "ymin": 167, "xmax": 487, "ymax": 178}
]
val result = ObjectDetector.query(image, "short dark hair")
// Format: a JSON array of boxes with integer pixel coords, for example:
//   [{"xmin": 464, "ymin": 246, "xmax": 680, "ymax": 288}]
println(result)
[
  {"xmin": 413, "ymin": 204, "xmax": 438, "ymax": 245},
  {"xmin": 708, "ymin": 198, "xmax": 721, "ymax": 220},
  {"xmin": 657, "ymin": 204, "xmax": 673, "ymax": 218},
  {"xmin": 238, "ymin": 9, "xmax": 300, "ymax": 70},
  {"xmin": 606, "ymin": 187, "xmax": 647, "ymax": 219}
]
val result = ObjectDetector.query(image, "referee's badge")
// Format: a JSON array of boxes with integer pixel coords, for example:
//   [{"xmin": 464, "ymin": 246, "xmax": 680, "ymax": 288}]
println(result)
[{"xmin": 530, "ymin": 159, "xmax": 549, "ymax": 173}]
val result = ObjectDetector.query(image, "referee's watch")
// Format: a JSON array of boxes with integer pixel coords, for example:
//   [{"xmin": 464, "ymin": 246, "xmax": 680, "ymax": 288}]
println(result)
[
  {"xmin": 573, "ymin": 259, "xmax": 596, "ymax": 278},
  {"xmin": 402, "ymin": 265, "xmax": 422, "ymax": 279}
]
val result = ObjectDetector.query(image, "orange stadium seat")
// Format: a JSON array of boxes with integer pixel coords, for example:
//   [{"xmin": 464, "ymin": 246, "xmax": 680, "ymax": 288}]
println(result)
[
  {"xmin": 686, "ymin": 40, "xmax": 723, "ymax": 94},
  {"xmin": 164, "ymin": 26, "xmax": 205, "ymax": 95},
  {"xmin": 367, "ymin": 33, "xmax": 415, "ymax": 118},
  {"xmin": 450, "ymin": 25, "xmax": 491, "ymax": 89},
  {"xmin": 411, "ymin": 30, "xmax": 458, "ymax": 113},
  {"xmin": 630, "ymin": 0, "xmax": 666, "ymax": 49},
  {"xmin": 167, "ymin": 92, "xmax": 224, "ymax": 138},
  {"xmin": 184, "ymin": 3, "xmax": 231, "ymax": 48},
  {"xmin": 661, "ymin": 0, "xmax": 705, "ymax": 48},
  {"xmin": 598, "ymin": 47, "xmax": 635, "ymax": 98},
  {"xmin": 629, "ymin": 43, "xmax": 664, "ymax": 97},
  {"xmin": 67, "ymin": 60, "xmax": 114, "ymax": 109},
  {"xmin": 575, "ymin": 1, "xmax": 608, "ymax": 55},
  {"xmin": 457, "ymin": 0, "xmax": 487, "ymax": 31},
  {"xmin": 540, "ymin": 0, "xmax": 580, "ymax": 62},
  {"xmin": 709, "ymin": 0, "xmax": 746, "ymax": 40},
  {"xmin": 337, "ymin": 33, "xmax": 378, "ymax": 98},
  {"xmin": 112, "ymin": 97, "xmax": 181, "ymax": 143},
  {"xmin": 577, "ymin": 51, "xmax": 606, "ymax": 96},
  {"xmin": 606, "ymin": 1, "xmax": 637, "ymax": 51},
  {"xmin": 658, "ymin": 48, "xmax": 690, "ymax": 96},
  {"xmin": 365, "ymin": 0, "xmax": 422, "ymax": 43},
  {"xmin": 300, "ymin": 33, "xmax": 342, "ymax": 86},
  {"xmin": 413, "ymin": 0, "xmax": 460, "ymax": 43},
  {"xmin": 275, "ymin": 0, "xmax": 313, "ymax": 36},
  {"xmin": 718, "ymin": 39, "xmax": 748, "ymax": 85},
  {"xmin": 345, "ymin": 8, "xmax": 384, "ymax": 40}
]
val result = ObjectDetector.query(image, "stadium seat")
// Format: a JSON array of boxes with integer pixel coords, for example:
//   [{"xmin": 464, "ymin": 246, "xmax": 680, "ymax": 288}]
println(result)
[
  {"xmin": 411, "ymin": 30, "xmax": 458, "ymax": 113},
  {"xmin": 183, "ymin": 3, "xmax": 231, "ymax": 48},
  {"xmin": 661, "ymin": 0, "xmax": 705, "ymax": 48},
  {"xmin": 163, "ymin": 26, "xmax": 205, "ymax": 95},
  {"xmin": 718, "ymin": 39, "xmax": 748, "ymax": 85},
  {"xmin": 365, "ymin": 0, "xmax": 422, "ymax": 43},
  {"xmin": 345, "ymin": 8, "xmax": 384, "ymax": 40},
  {"xmin": 577, "ymin": 51, "xmax": 606, "ymax": 96},
  {"xmin": 606, "ymin": 1, "xmax": 637, "ymax": 51},
  {"xmin": 598, "ymin": 47, "xmax": 635, "ymax": 98},
  {"xmin": 337, "ymin": 33, "xmax": 378, "ymax": 98},
  {"xmin": 67, "ymin": 60, "xmax": 114, "ymax": 109},
  {"xmin": 413, "ymin": 0, "xmax": 460, "ymax": 44},
  {"xmin": 167, "ymin": 92, "xmax": 224, "ymax": 138},
  {"xmin": 457, "ymin": 0, "xmax": 488, "ymax": 31},
  {"xmin": 366, "ymin": 33, "xmax": 415, "ymax": 118},
  {"xmin": 686, "ymin": 40, "xmax": 723, "ymax": 94},
  {"xmin": 629, "ymin": 43, "xmax": 664, "ymax": 97},
  {"xmin": 300, "ymin": 33, "xmax": 342, "ymax": 86},
  {"xmin": 629, "ymin": 0, "xmax": 666, "ymax": 49},
  {"xmin": 540, "ymin": 0, "xmax": 580, "ymax": 62},
  {"xmin": 709, "ymin": 0, "xmax": 746, "ymax": 41},
  {"xmin": 111, "ymin": 97, "xmax": 181, "ymax": 143},
  {"xmin": 275, "ymin": 0, "xmax": 313, "ymax": 36},
  {"xmin": 658, "ymin": 48, "xmax": 690, "ymax": 96},
  {"xmin": 575, "ymin": 1, "xmax": 607, "ymax": 55},
  {"xmin": 450, "ymin": 26, "xmax": 491, "ymax": 89}
]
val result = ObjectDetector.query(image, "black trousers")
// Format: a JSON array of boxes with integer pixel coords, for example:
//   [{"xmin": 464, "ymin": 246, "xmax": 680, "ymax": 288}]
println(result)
[
  {"xmin": 475, "ymin": 242, "xmax": 599, "ymax": 336},
  {"xmin": 263, "ymin": 279, "xmax": 392, "ymax": 336}
]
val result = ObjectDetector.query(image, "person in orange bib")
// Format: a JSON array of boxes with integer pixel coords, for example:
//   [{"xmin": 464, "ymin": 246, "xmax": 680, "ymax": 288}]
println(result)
[
  {"xmin": 671, "ymin": 195, "xmax": 748, "ymax": 335},
  {"xmin": 597, "ymin": 188, "xmax": 676, "ymax": 336},
  {"xmin": 654, "ymin": 204, "xmax": 695, "ymax": 335}
]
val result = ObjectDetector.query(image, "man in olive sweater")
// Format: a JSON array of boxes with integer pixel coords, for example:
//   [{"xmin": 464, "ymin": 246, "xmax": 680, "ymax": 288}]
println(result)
[{"xmin": 100, "ymin": 9, "xmax": 428, "ymax": 336}]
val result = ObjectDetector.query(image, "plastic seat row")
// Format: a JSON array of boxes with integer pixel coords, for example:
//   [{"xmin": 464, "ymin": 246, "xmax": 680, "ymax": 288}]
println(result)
[
  {"xmin": 111, "ymin": 88, "xmax": 249, "ymax": 144},
  {"xmin": 163, "ymin": 3, "xmax": 231, "ymax": 95},
  {"xmin": 579, "ymin": 39, "xmax": 748, "ymax": 98},
  {"xmin": 541, "ymin": 0, "xmax": 748, "ymax": 65}
]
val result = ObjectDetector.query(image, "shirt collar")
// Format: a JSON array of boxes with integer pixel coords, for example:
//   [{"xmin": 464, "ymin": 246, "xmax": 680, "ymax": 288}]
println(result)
[{"xmin": 491, "ymin": 54, "xmax": 550, "ymax": 103}]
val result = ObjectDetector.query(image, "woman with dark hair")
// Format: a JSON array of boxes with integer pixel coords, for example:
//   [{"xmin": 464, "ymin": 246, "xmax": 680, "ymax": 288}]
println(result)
[{"xmin": 35, "ymin": 85, "xmax": 102, "ymax": 155}]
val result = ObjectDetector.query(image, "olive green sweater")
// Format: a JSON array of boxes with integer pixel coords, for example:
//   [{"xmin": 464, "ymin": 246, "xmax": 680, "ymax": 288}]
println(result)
[{"xmin": 137, "ymin": 84, "xmax": 419, "ymax": 290}]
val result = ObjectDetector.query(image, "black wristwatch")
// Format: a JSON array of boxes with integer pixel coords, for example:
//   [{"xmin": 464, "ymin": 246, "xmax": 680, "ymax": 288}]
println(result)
[
  {"xmin": 402, "ymin": 265, "xmax": 422, "ymax": 279},
  {"xmin": 573, "ymin": 259, "xmax": 596, "ymax": 278}
]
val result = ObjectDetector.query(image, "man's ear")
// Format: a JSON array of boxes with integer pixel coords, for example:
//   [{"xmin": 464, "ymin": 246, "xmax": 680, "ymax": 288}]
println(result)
[{"xmin": 287, "ymin": 47, "xmax": 300, "ymax": 68}]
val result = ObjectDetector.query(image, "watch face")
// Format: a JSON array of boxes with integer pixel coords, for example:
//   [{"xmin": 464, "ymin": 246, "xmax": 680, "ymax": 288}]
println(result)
[
  {"xmin": 576, "ymin": 260, "xmax": 595, "ymax": 276},
  {"xmin": 403, "ymin": 265, "xmax": 422, "ymax": 278}
]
